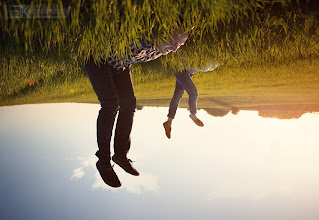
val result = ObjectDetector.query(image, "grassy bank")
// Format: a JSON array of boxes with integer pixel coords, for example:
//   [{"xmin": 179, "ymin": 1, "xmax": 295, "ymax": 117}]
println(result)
[
  {"xmin": 1, "ymin": 1, "xmax": 319, "ymax": 107},
  {"xmin": 135, "ymin": 58, "xmax": 319, "ymax": 108},
  {"xmin": 1, "ymin": 58, "xmax": 318, "ymax": 108}
]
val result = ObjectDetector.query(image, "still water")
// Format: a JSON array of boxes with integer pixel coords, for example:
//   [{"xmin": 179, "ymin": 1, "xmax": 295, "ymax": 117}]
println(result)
[{"xmin": 0, "ymin": 103, "xmax": 319, "ymax": 220}]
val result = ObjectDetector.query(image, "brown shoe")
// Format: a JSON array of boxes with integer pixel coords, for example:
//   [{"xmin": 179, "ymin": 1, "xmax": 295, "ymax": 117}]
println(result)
[
  {"xmin": 163, "ymin": 121, "xmax": 171, "ymax": 139},
  {"xmin": 112, "ymin": 154, "xmax": 140, "ymax": 176},
  {"xmin": 189, "ymin": 114, "xmax": 204, "ymax": 127},
  {"xmin": 96, "ymin": 160, "xmax": 121, "ymax": 187}
]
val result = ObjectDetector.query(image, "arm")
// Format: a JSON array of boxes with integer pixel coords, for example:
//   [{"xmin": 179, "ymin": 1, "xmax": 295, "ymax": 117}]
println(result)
[
  {"xmin": 184, "ymin": 62, "xmax": 220, "ymax": 75},
  {"xmin": 200, "ymin": 62, "xmax": 220, "ymax": 72}
]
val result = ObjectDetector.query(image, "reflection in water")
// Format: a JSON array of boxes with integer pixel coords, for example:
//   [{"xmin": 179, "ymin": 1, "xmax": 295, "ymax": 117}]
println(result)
[
  {"xmin": 256, "ymin": 105, "xmax": 318, "ymax": 119},
  {"xmin": 201, "ymin": 104, "xmax": 319, "ymax": 120},
  {"xmin": 258, "ymin": 111, "xmax": 305, "ymax": 119},
  {"xmin": 1, "ymin": 103, "xmax": 319, "ymax": 220},
  {"xmin": 136, "ymin": 105, "xmax": 144, "ymax": 110},
  {"xmin": 202, "ymin": 108, "xmax": 233, "ymax": 117}
]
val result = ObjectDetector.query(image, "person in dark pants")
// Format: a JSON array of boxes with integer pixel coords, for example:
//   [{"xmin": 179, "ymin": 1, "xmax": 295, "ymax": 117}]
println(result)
[{"xmin": 85, "ymin": 29, "xmax": 188, "ymax": 187}]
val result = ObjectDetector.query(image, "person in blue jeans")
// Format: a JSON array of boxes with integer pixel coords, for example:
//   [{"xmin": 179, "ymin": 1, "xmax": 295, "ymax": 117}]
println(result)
[
  {"xmin": 163, "ymin": 63, "xmax": 219, "ymax": 139},
  {"xmin": 85, "ymin": 29, "xmax": 188, "ymax": 187}
]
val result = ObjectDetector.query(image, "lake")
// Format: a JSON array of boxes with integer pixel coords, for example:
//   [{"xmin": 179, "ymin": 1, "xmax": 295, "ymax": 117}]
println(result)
[{"xmin": 0, "ymin": 103, "xmax": 319, "ymax": 220}]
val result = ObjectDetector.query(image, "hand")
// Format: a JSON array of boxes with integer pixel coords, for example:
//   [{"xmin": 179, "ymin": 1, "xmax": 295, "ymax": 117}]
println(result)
[{"xmin": 202, "ymin": 62, "xmax": 220, "ymax": 72}]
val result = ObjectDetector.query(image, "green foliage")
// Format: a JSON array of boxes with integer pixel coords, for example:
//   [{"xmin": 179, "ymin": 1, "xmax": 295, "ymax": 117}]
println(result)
[
  {"xmin": 162, "ymin": 1, "xmax": 319, "ymax": 71},
  {"xmin": 1, "ymin": 0, "xmax": 268, "ymax": 60},
  {"xmin": 0, "ymin": 49, "xmax": 83, "ymax": 101}
]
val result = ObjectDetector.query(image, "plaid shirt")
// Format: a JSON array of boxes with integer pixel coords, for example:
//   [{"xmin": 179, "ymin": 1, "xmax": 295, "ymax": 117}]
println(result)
[{"xmin": 106, "ymin": 39, "xmax": 162, "ymax": 70}]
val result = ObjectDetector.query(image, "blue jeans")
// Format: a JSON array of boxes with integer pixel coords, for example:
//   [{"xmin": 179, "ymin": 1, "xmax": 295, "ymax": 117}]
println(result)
[
  {"xmin": 168, "ymin": 70, "xmax": 198, "ymax": 119},
  {"xmin": 85, "ymin": 58, "xmax": 136, "ymax": 161}
]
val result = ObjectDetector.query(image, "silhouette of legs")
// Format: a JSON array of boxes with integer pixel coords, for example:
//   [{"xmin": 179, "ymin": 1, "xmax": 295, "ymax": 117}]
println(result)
[{"xmin": 85, "ymin": 58, "xmax": 138, "ymax": 187}]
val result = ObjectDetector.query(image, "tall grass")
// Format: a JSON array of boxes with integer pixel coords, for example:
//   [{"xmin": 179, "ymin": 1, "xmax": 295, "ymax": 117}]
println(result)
[
  {"xmin": 1, "ymin": 0, "xmax": 319, "ymax": 105},
  {"xmin": 163, "ymin": 2, "xmax": 319, "ymax": 71},
  {"xmin": 0, "ymin": 0, "xmax": 265, "ymax": 60}
]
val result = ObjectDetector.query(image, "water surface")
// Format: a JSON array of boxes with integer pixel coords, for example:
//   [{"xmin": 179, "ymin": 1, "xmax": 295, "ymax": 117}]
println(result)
[{"xmin": 0, "ymin": 103, "xmax": 319, "ymax": 220}]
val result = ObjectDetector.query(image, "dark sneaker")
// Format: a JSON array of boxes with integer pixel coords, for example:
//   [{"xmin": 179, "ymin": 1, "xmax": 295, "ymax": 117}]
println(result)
[
  {"xmin": 96, "ymin": 160, "xmax": 121, "ymax": 188},
  {"xmin": 163, "ymin": 121, "xmax": 171, "ymax": 139},
  {"xmin": 112, "ymin": 154, "xmax": 139, "ymax": 176}
]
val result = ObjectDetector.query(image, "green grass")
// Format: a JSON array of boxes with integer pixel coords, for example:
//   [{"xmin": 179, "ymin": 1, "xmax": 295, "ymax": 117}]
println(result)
[
  {"xmin": 135, "ymin": 58, "xmax": 319, "ymax": 108},
  {"xmin": 1, "ymin": 1, "xmax": 319, "ymax": 68},
  {"xmin": 1, "ymin": 1, "xmax": 319, "ymax": 107},
  {"xmin": 0, "ymin": 0, "xmax": 268, "ymax": 60},
  {"xmin": 1, "ymin": 58, "xmax": 318, "ymax": 108}
]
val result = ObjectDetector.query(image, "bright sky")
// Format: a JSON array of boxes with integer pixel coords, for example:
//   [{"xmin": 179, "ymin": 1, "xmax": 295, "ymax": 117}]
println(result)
[{"xmin": 0, "ymin": 103, "xmax": 319, "ymax": 220}]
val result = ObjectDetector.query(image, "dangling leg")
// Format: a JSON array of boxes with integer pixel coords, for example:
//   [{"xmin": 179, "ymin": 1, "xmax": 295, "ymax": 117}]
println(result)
[
  {"xmin": 175, "ymin": 71, "xmax": 204, "ymax": 127},
  {"xmin": 164, "ymin": 78, "xmax": 185, "ymax": 138},
  {"xmin": 112, "ymin": 68, "xmax": 139, "ymax": 176},
  {"xmin": 85, "ymin": 59, "xmax": 121, "ymax": 187}
]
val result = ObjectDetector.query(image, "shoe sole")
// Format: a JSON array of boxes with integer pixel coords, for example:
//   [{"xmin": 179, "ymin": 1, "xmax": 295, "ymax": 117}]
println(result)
[
  {"xmin": 96, "ymin": 163, "xmax": 122, "ymax": 187},
  {"xmin": 112, "ymin": 157, "xmax": 140, "ymax": 176},
  {"xmin": 189, "ymin": 115, "xmax": 204, "ymax": 127},
  {"xmin": 163, "ymin": 122, "xmax": 171, "ymax": 139},
  {"xmin": 194, "ymin": 120, "xmax": 204, "ymax": 127}
]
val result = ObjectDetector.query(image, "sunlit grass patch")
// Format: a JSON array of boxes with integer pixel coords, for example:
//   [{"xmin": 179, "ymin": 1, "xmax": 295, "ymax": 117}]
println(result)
[{"xmin": 136, "ymin": 59, "xmax": 319, "ymax": 108}]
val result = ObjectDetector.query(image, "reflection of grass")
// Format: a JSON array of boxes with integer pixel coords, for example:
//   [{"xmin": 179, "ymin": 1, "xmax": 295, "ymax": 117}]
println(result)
[{"xmin": 1, "ymin": 58, "xmax": 318, "ymax": 107}]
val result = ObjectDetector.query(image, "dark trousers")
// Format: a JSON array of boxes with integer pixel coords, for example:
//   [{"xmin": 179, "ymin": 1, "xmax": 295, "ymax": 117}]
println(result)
[
  {"xmin": 167, "ymin": 70, "xmax": 198, "ymax": 119},
  {"xmin": 85, "ymin": 59, "xmax": 136, "ymax": 161}
]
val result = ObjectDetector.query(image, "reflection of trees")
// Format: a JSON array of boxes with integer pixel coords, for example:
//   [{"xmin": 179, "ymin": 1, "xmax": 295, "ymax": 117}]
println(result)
[
  {"xmin": 136, "ymin": 105, "xmax": 144, "ymax": 110},
  {"xmin": 231, "ymin": 107, "xmax": 240, "ymax": 115},
  {"xmin": 249, "ymin": 105, "xmax": 319, "ymax": 119},
  {"xmin": 203, "ymin": 108, "xmax": 230, "ymax": 117},
  {"xmin": 258, "ymin": 111, "xmax": 305, "ymax": 119},
  {"xmin": 202, "ymin": 107, "xmax": 240, "ymax": 117}
]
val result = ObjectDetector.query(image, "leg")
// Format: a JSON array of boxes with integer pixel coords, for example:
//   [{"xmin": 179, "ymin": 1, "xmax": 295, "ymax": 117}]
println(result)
[
  {"xmin": 175, "ymin": 71, "xmax": 204, "ymax": 127},
  {"xmin": 85, "ymin": 59, "xmax": 121, "ymax": 187},
  {"xmin": 174, "ymin": 71, "xmax": 198, "ymax": 115},
  {"xmin": 112, "ymin": 68, "xmax": 136, "ymax": 155},
  {"xmin": 163, "ymin": 76, "xmax": 185, "ymax": 139},
  {"xmin": 167, "ymin": 79, "xmax": 185, "ymax": 119},
  {"xmin": 112, "ymin": 68, "xmax": 139, "ymax": 176},
  {"xmin": 85, "ymin": 60, "xmax": 119, "ymax": 161}
]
